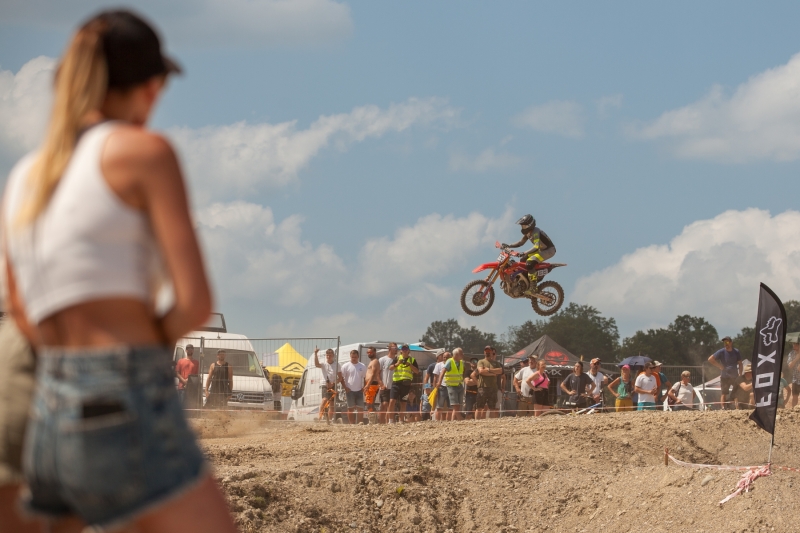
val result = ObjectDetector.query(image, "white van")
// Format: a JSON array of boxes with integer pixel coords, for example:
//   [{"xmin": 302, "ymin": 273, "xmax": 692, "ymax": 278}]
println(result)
[
  {"xmin": 173, "ymin": 313, "xmax": 274, "ymax": 411},
  {"xmin": 287, "ymin": 341, "xmax": 439, "ymax": 421}
]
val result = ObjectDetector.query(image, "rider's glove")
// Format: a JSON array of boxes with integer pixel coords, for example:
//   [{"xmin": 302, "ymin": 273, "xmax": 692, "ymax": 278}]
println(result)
[{"xmin": 501, "ymin": 243, "xmax": 508, "ymax": 248}]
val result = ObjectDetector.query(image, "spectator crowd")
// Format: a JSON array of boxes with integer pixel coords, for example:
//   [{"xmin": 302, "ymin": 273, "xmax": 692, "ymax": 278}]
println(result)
[{"xmin": 288, "ymin": 335, "xmax": 800, "ymax": 423}]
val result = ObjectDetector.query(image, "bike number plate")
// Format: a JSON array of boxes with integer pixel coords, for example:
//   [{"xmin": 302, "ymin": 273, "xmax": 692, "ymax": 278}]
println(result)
[{"xmin": 496, "ymin": 254, "xmax": 505, "ymax": 261}]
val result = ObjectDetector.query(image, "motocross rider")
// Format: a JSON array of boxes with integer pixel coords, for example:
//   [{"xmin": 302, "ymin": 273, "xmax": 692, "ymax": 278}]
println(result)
[{"xmin": 502, "ymin": 214, "xmax": 556, "ymax": 296}]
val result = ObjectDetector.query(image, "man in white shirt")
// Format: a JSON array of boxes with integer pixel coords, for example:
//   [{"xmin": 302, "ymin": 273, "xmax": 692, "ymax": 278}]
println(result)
[
  {"xmin": 586, "ymin": 358, "xmax": 608, "ymax": 407},
  {"xmin": 513, "ymin": 357, "xmax": 537, "ymax": 416},
  {"xmin": 314, "ymin": 347, "xmax": 338, "ymax": 421},
  {"xmin": 634, "ymin": 362, "xmax": 658, "ymax": 411},
  {"xmin": 339, "ymin": 350, "xmax": 368, "ymax": 424},
  {"xmin": 378, "ymin": 343, "xmax": 398, "ymax": 424}
]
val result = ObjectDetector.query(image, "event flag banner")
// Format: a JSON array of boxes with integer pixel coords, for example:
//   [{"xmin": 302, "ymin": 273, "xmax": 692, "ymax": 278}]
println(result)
[{"xmin": 748, "ymin": 283, "xmax": 787, "ymax": 435}]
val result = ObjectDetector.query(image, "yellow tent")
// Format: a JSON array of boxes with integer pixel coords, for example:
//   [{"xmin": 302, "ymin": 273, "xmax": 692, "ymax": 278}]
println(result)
[{"xmin": 264, "ymin": 342, "xmax": 308, "ymax": 397}]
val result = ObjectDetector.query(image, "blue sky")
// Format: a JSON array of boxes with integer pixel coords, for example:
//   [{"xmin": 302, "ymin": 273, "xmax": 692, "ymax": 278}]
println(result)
[{"xmin": 3, "ymin": 1, "xmax": 800, "ymax": 346}]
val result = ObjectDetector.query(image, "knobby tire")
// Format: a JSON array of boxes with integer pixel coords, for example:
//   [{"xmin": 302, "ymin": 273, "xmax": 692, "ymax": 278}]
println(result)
[
  {"xmin": 531, "ymin": 280, "xmax": 564, "ymax": 316},
  {"xmin": 460, "ymin": 279, "xmax": 495, "ymax": 316}
]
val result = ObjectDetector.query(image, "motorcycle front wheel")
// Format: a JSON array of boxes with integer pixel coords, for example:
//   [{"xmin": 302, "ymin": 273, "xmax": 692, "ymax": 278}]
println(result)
[
  {"xmin": 460, "ymin": 280, "xmax": 495, "ymax": 316},
  {"xmin": 531, "ymin": 280, "xmax": 564, "ymax": 316}
]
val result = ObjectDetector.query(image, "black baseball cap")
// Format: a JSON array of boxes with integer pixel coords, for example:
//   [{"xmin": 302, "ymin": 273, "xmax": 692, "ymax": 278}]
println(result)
[
  {"xmin": 721, "ymin": 336, "xmax": 732, "ymax": 342},
  {"xmin": 98, "ymin": 10, "xmax": 181, "ymax": 89}
]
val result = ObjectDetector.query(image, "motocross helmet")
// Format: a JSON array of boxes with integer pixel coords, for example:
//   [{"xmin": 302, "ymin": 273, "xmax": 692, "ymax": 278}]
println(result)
[{"xmin": 516, "ymin": 214, "xmax": 535, "ymax": 234}]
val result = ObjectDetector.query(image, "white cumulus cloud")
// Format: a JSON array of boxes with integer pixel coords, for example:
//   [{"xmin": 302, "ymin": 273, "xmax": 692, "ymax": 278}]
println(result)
[
  {"xmin": 633, "ymin": 52, "xmax": 800, "ymax": 162},
  {"xmin": 513, "ymin": 100, "xmax": 585, "ymax": 139},
  {"xmin": 192, "ymin": 200, "xmax": 517, "ymax": 341},
  {"xmin": 169, "ymin": 97, "xmax": 459, "ymax": 201},
  {"xmin": 2, "ymin": 0, "xmax": 353, "ymax": 47},
  {"xmin": 196, "ymin": 200, "xmax": 512, "ymax": 310},
  {"xmin": 195, "ymin": 200, "xmax": 345, "ymax": 306},
  {"xmin": 448, "ymin": 147, "xmax": 521, "ymax": 173},
  {"xmin": 573, "ymin": 208, "xmax": 800, "ymax": 335},
  {"xmin": 357, "ymin": 209, "xmax": 515, "ymax": 296},
  {"xmin": 265, "ymin": 284, "xmax": 456, "ymax": 342},
  {"xmin": 0, "ymin": 56, "xmax": 55, "ymax": 163}
]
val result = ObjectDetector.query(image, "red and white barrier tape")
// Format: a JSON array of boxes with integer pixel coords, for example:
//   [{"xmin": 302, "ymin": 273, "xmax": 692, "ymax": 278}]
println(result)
[
  {"xmin": 664, "ymin": 448, "xmax": 800, "ymax": 505},
  {"xmin": 719, "ymin": 465, "xmax": 771, "ymax": 505},
  {"xmin": 664, "ymin": 449, "xmax": 761, "ymax": 471}
]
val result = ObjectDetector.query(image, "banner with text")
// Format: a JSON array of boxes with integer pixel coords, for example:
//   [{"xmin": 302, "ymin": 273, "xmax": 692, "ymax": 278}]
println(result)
[{"xmin": 749, "ymin": 283, "xmax": 787, "ymax": 435}]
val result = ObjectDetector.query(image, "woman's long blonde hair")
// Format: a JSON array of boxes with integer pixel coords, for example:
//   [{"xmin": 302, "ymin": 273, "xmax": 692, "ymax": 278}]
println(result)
[{"xmin": 16, "ymin": 17, "xmax": 108, "ymax": 226}]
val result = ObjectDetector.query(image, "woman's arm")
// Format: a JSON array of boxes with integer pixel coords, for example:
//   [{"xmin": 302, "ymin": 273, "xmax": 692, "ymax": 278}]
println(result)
[
  {"xmin": 667, "ymin": 384, "xmax": 680, "ymax": 403},
  {"xmin": 607, "ymin": 377, "xmax": 620, "ymax": 397},
  {"xmin": 3, "ymin": 252, "xmax": 38, "ymax": 344},
  {"xmin": 103, "ymin": 129, "xmax": 212, "ymax": 344}
]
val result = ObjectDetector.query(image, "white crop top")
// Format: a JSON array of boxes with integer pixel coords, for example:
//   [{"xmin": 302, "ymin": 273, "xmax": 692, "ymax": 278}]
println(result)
[{"xmin": 3, "ymin": 122, "xmax": 168, "ymax": 324}]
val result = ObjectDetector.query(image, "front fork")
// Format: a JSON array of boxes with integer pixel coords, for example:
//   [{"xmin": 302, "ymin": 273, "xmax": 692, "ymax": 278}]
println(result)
[{"xmin": 482, "ymin": 269, "xmax": 500, "ymax": 297}]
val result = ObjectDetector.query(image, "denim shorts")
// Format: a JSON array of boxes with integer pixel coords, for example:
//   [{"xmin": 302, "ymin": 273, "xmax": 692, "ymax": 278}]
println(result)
[
  {"xmin": 446, "ymin": 386, "xmax": 464, "ymax": 406},
  {"xmin": 23, "ymin": 346, "xmax": 206, "ymax": 529},
  {"xmin": 346, "ymin": 390, "xmax": 365, "ymax": 408},
  {"xmin": 436, "ymin": 386, "xmax": 451, "ymax": 408}
]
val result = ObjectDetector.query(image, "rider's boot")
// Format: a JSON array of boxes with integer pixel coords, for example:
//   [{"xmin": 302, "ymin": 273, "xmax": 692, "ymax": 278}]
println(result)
[{"xmin": 523, "ymin": 274, "xmax": 538, "ymax": 297}]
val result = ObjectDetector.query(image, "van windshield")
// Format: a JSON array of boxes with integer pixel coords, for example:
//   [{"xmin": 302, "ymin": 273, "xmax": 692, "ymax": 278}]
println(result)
[{"xmin": 201, "ymin": 350, "xmax": 264, "ymax": 378}]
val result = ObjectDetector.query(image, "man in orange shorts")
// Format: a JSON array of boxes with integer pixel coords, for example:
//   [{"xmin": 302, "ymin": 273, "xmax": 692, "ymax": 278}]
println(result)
[{"xmin": 363, "ymin": 346, "xmax": 383, "ymax": 423}]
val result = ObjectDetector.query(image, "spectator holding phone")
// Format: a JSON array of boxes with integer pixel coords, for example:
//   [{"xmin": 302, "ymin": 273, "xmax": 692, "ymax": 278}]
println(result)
[{"xmin": 527, "ymin": 359, "xmax": 551, "ymax": 416}]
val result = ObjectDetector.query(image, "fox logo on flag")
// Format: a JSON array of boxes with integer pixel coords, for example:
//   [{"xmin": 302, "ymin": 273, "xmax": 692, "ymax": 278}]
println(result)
[{"xmin": 759, "ymin": 316, "xmax": 783, "ymax": 346}]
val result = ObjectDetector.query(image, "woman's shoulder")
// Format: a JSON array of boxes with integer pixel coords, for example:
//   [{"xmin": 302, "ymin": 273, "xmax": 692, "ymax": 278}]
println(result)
[{"xmin": 104, "ymin": 125, "xmax": 177, "ymax": 168}]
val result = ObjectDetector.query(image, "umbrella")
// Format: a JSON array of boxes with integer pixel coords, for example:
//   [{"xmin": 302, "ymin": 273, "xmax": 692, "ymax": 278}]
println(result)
[{"xmin": 617, "ymin": 355, "xmax": 652, "ymax": 367}]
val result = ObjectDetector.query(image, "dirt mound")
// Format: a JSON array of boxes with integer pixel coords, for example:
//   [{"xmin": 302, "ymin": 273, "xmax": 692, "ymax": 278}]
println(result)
[{"xmin": 201, "ymin": 409, "xmax": 800, "ymax": 533}]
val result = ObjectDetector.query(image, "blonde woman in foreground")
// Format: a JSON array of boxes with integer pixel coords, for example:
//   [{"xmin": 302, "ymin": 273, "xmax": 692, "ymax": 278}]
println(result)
[{"xmin": 2, "ymin": 10, "xmax": 237, "ymax": 532}]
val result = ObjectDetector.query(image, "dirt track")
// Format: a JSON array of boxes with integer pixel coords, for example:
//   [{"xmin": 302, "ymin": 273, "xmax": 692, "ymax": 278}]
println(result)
[{"xmin": 196, "ymin": 408, "xmax": 800, "ymax": 533}]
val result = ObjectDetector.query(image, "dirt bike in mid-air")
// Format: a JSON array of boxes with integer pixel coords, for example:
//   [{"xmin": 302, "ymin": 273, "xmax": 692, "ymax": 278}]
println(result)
[{"xmin": 460, "ymin": 242, "xmax": 566, "ymax": 317}]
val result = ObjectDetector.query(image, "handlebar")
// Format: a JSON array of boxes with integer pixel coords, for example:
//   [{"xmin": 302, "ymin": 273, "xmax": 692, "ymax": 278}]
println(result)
[{"xmin": 494, "ymin": 241, "xmax": 522, "ymax": 258}]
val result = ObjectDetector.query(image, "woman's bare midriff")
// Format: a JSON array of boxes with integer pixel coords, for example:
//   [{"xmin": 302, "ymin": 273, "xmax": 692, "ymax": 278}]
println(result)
[{"xmin": 35, "ymin": 298, "xmax": 163, "ymax": 348}]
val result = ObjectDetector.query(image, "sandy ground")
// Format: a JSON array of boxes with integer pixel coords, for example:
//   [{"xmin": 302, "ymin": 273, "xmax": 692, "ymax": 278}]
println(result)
[{"xmin": 195, "ymin": 408, "xmax": 800, "ymax": 533}]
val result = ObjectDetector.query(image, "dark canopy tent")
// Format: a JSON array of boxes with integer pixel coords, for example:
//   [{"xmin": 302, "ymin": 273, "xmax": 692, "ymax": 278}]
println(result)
[{"xmin": 503, "ymin": 335, "xmax": 580, "ymax": 370}]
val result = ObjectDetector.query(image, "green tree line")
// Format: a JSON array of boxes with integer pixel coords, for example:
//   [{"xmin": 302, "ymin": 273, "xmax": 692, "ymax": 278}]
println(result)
[{"xmin": 420, "ymin": 301, "xmax": 800, "ymax": 366}]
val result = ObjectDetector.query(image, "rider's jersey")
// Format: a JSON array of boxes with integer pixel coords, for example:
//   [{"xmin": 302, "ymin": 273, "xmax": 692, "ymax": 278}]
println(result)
[{"xmin": 507, "ymin": 227, "xmax": 554, "ymax": 257}]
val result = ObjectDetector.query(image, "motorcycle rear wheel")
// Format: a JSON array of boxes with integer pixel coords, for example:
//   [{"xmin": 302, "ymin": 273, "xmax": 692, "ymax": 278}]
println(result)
[
  {"xmin": 460, "ymin": 280, "xmax": 495, "ymax": 316},
  {"xmin": 531, "ymin": 280, "xmax": 564, "ymax": 316}
]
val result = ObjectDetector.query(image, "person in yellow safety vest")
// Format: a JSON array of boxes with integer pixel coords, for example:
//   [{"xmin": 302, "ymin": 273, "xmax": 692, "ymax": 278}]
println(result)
[
  {"xmin": 435, "ymin": 347, "xmax": 465, "ymax": 421},
  {"xmin": 387, "ymin": 344, "xmax": 420, "ymax": 423}
]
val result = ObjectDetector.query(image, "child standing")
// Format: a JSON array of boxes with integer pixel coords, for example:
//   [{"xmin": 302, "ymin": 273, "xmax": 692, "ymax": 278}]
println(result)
[{"xmin": 420, "ymin": 384, "xmax": 433, "ymax": 421}]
